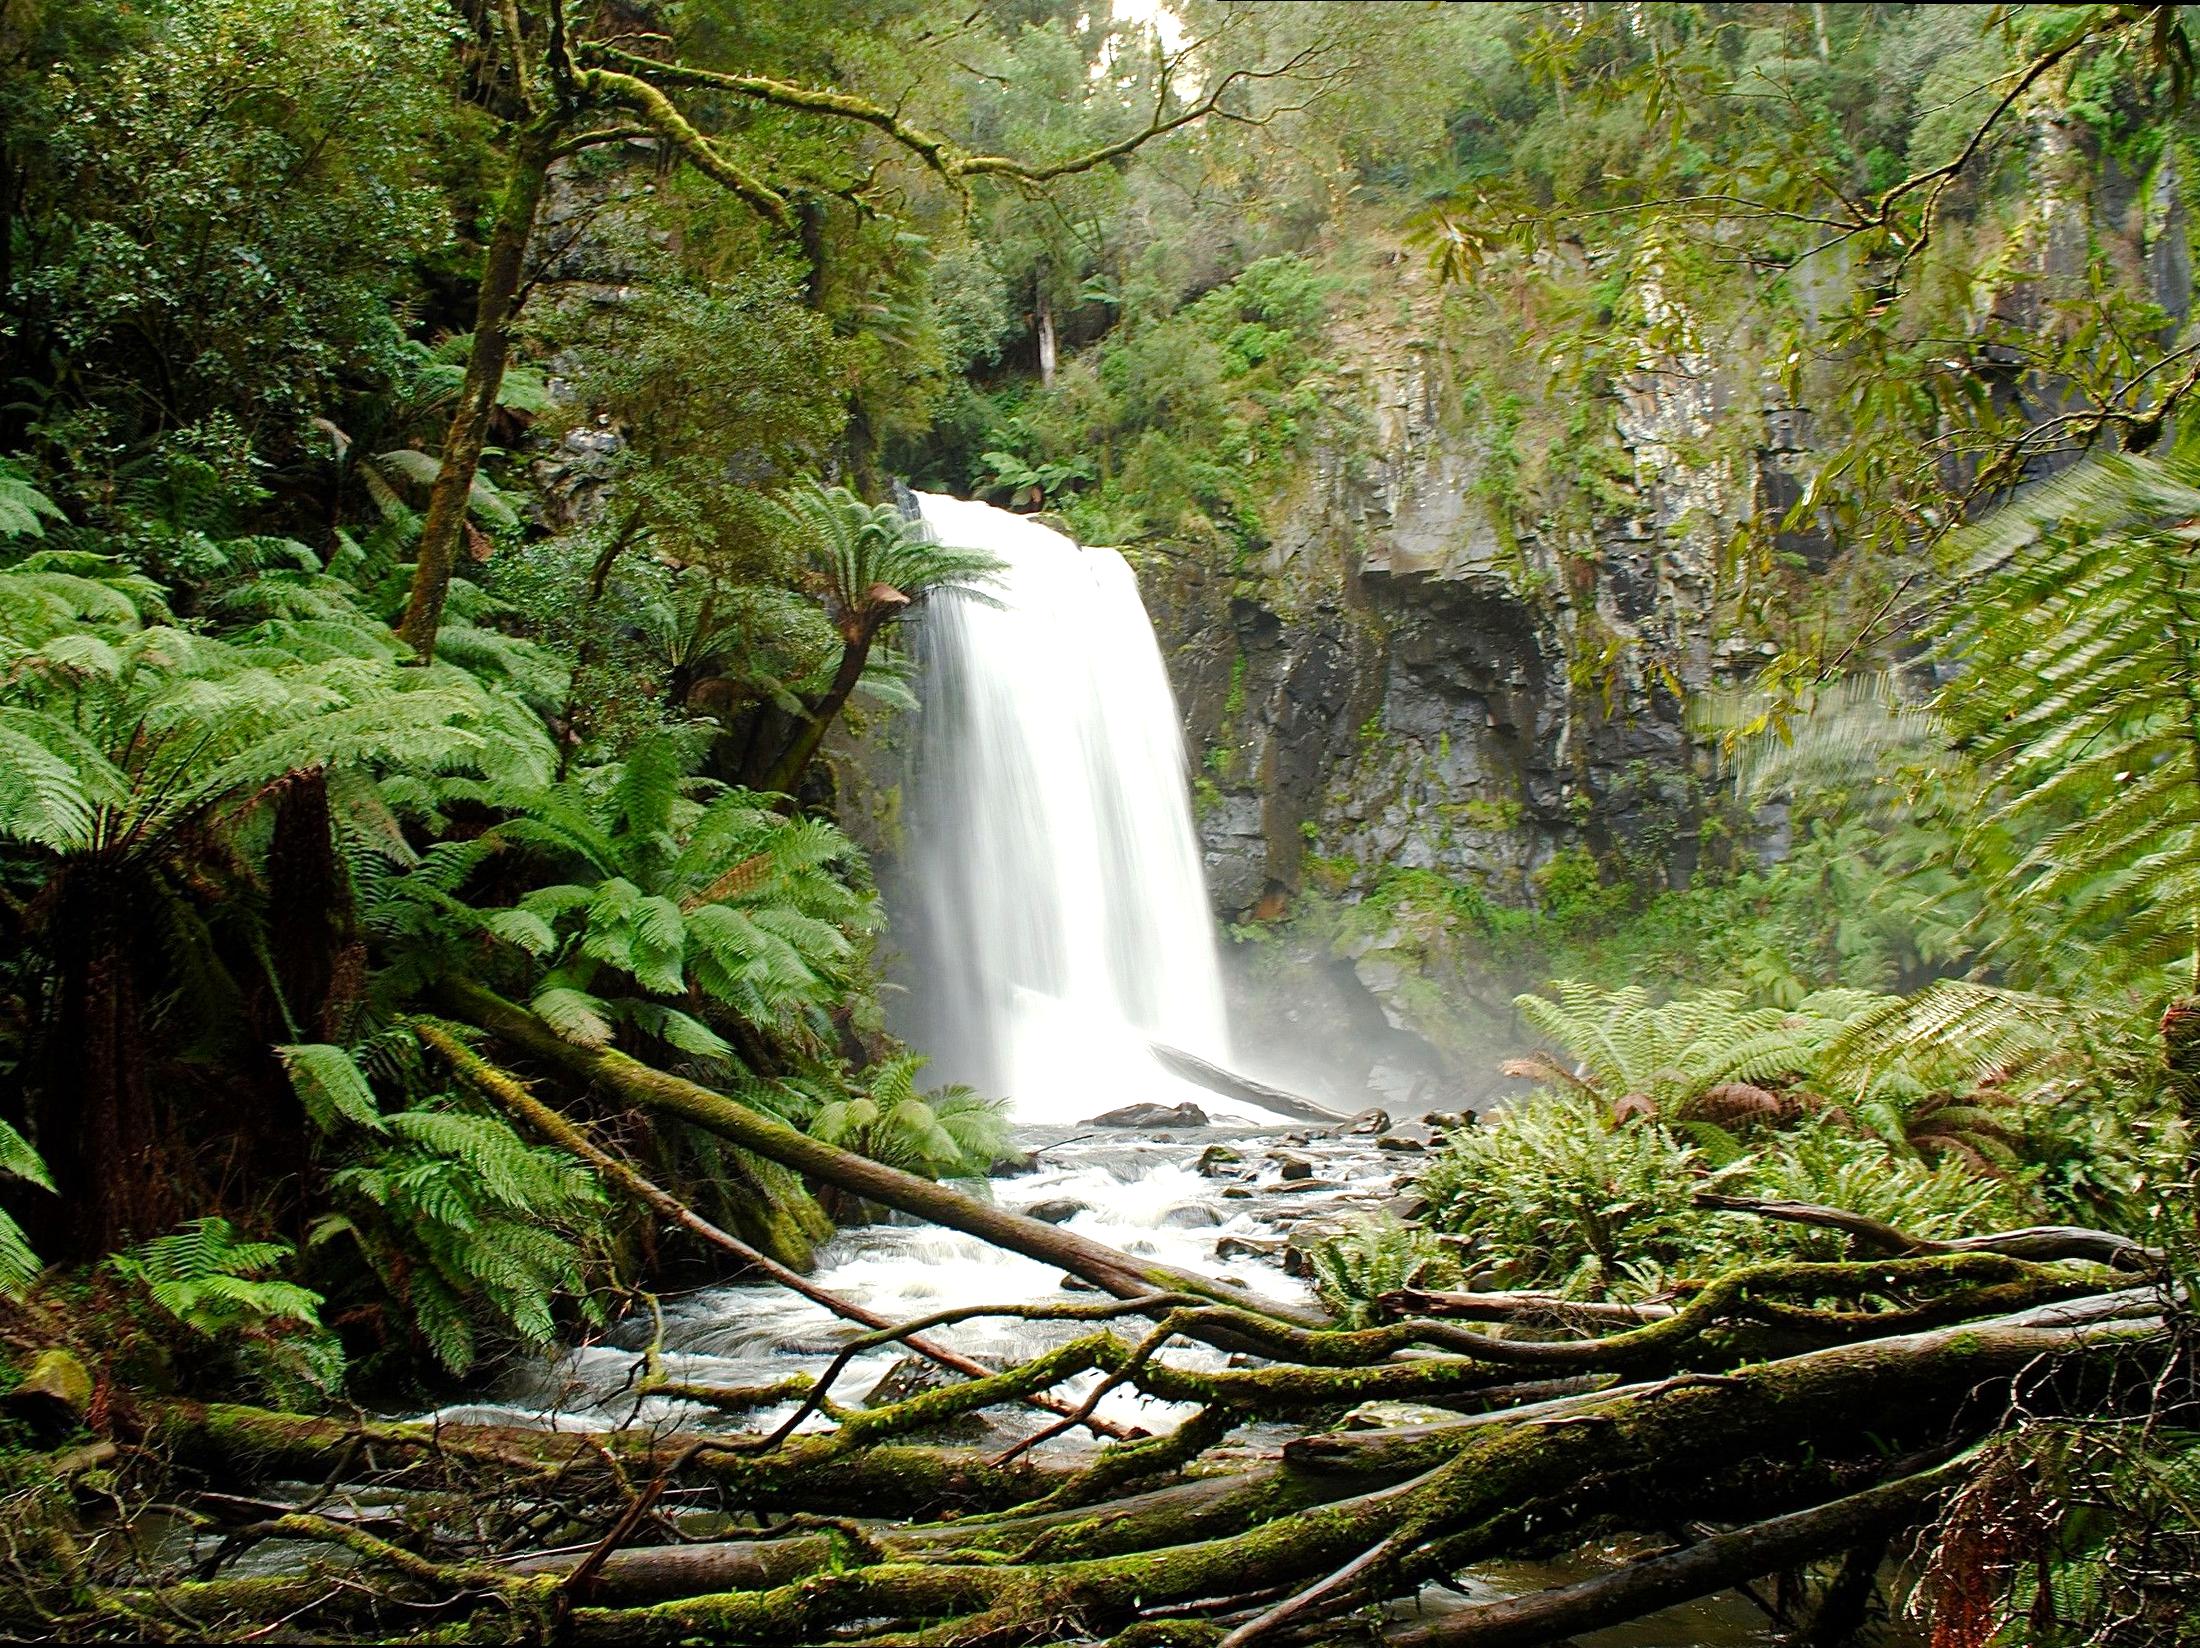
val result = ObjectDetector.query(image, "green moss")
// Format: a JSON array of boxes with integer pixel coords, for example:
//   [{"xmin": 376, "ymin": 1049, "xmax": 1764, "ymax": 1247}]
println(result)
[{"xmin": 1221, "ymin": 652, "xmax": 1248, "ymax": 723}]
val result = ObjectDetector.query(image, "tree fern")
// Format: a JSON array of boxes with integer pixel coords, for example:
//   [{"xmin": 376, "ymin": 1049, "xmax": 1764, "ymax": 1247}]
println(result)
[
  {"xmin": 277, "ymin": 1042, "xmax": 388, "ymax": 1133},
  {"xmin": 1928, "ymin": 448, "xmax": 2200, "ymax": 993},
  {"xmin": 805, "ymin": 1053, "xmax": 1009, "ymax": 1176},
  {"xmin": 0, "ymin": 456, "xmax": 65, "ymax": 541},
  {"xmin": 1513, "ymin": 980, "xmax": 1878, "ymax": 1108},
  {"xmin": 325, "ymin": 1098, "xmax": 607, "ymax": 1376},
  {"xmin": 774, "ymin": 483, "xmax": 1002, "ymax": 637},
  {"xmin": 438, "ymin": 728, "xmax": 876, "ymax": 1054},
  {"xmin": 108, "ymin": 1217, "xmax": 341, "ymax": 1398},
  {"xmin": 0, "ymin": 1118, "xmax": 54, "ymax": 1298}
]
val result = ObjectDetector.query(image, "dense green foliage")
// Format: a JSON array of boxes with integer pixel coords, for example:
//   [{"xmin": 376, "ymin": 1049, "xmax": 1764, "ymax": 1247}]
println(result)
[{"xmin": 0, "ymin": 4, "xmax": 2194, "ymax": 1639}]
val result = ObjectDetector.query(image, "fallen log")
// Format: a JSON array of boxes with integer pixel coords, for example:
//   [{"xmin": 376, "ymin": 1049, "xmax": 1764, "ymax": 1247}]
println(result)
[
  {"xmin": 1382, "ymin": 1453, "xmax": 1970, "ymax": 1647},
  {"xmin": 508, "ymin": 1463, "xmax": 1341, "ymax": 1605},
  {"xmin": 1148, "ymin": 1042, "xmax": 1351, "ymax": 1124},
  {"xmin": 549, "ymin": 1309, "xmax": 2166, "ymax": 1645},
  {"xmin": 449, "ymin": 979, "xmax": 1328, "ymax": 1330},
  {"xmin": 1695, "ymin": 1193, "xmax": 2161, "ymax": 1271},
  {"xmin": 421, "ymin": 1022, "xmax": 1136, "ymax": 1443},
  {"xmin": 148, "ymin": 1401, "xmax": 1078, "ymax": 1518},
  {"xmin": 1383, "ymin": 1288, "xmax": 1676, "ymax": 1326}
]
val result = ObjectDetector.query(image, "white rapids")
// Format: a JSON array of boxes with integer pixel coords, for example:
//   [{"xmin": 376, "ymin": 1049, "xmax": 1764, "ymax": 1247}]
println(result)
[{"xmin": 904, "ymin": 493, "xmax": 1244, "ymax": 1126}]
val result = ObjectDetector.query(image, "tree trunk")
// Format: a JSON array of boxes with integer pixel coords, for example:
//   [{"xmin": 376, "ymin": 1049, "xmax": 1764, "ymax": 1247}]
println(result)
[
  {"xmin": 760, "ymin": 628, "xmax": 872, "ymax": 798},
  {"xmin": 395, "ymin": 124, "xmax": 555, "ymax": 661},
  {"xmin": 37, "ymin": 866, "xmax": 173, "ymax": 1254},
  {"xmin": 444, "ymin": 978, "xmax": 1328, "ymax": 1325},
  {"xmin": 1036, "ymin": 263, "xmax": 1057, "ymax": 388},
  {"xmin": 1384, "ymin": 1460, "xmax": 1959, "ymax": 1648}
]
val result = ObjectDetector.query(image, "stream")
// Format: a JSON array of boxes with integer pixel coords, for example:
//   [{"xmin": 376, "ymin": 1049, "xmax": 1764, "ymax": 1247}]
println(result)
[{"xmin": 420, "ymin": 1118, "xmax": 1791, "ymax": 1647}]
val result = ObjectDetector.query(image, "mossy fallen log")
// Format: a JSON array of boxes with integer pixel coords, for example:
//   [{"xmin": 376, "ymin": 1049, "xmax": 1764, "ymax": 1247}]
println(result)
[
  {"xmin": 448, "ymin": 979, "xmax": 1328, "ymax": 1328},
  {"xmin": 1382, "ymin": 1454, "xmax": 1971, "ymax": 1648},
  {"xmin": 548, "ymin": 1310, "xmax": 2166, "ymax": 1646},
  {"xmin": 147, "ymin": 1401, "xmax": 1077, "ymax": 1517}
]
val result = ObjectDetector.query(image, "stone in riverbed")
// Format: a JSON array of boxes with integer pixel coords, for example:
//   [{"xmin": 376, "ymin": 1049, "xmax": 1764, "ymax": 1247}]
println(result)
[
  {"xmin": 1024, "ymin": 1198, "xmax": 1089, "ymax": 1225},
  {"xmin": 861, "ymin": 1355, "xmax": 993, "ymax": 1440},
  {"xmin": 1378, "ymin": 1122, "xmax": 1440, "ymax": 1151},
  {"xmin": 1159, "ymin": 1203, "xmax": 1223, "ymax": 1229},
  {"xmin": 6, "ymin": 1349, "xmax": 92, "ymax": 1440},
  {"xmin": 1216, "ymin": 1234, "xmax": 1285, "ymax": 1260},
  {"xmin": 1086, "ymin": 1101, "xmax": 1210, "ymax": 1129},
  {"xmin": 1271, "ymin": 1153, "xmax": 1314, "ymax": 1181},
  {"xmin": 1197, "ymin": 1143, "xmax": 1244, "ymax": 1176}
]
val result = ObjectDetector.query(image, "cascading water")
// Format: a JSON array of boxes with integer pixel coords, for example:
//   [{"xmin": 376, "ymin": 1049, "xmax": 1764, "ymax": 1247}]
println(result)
[{"xmin": 904, "ymin": 493, "xmax": 1239, "ymax": 1124}]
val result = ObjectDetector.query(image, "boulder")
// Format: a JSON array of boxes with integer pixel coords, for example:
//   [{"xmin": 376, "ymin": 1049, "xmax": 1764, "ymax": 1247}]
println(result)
[
  {"xmin": 1159, "ymin": 1203, "xmax": 1224, "ymax": 1230},
  {"xmin": 1197, "ymin": 1143, "xmax": 1245, "ymax": 1177},
  {"xmin": 1216, "ymin": 1234, "xmax": 1286, "ymax": 1261},
  {"xmin": 1024, "ymin": 1198, "xmax": 1088, "ymax": 1225},
  {"xmin": 1271, "ymin": 1153, "xmax": 1315, "ymax": 1181},
  {"xmin": 1086, "ymin": 1101, "xmax": 1210, "ymax": 1129},
  {"xmin": 860, "ymin": 1356, "xmax": 991, "ymax": 1441},
  {"xmin": 6, "ymin": 1349, "xmax": 92, "ymax": 1440}
]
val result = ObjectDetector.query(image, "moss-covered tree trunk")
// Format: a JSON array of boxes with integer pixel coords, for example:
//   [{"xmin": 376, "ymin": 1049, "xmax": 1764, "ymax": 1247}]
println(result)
[{"xmin": 396, "ymin": 125, "xmax": 555, "ymax": 661}]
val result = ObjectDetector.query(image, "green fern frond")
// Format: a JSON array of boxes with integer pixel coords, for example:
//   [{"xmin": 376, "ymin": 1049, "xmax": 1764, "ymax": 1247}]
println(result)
[{"xmin": 277, "ymin": 1043, "xmax": 388, "ymax": 1133}]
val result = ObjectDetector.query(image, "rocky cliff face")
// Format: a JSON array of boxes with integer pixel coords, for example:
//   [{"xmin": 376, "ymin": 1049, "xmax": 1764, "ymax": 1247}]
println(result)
[
  {"xmin": 1153, "ymin": 137, "xmax": 2193, "ymax": 932},
  {"xmin": 1150, "ymin": 248, "xmax": 1736, "ymax": 928}
]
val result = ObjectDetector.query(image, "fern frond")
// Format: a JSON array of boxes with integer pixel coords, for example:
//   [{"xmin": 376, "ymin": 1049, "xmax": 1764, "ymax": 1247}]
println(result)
[{"xmin": 278, "ymin": 1043, "xmax": 387, "ymax": 1133}]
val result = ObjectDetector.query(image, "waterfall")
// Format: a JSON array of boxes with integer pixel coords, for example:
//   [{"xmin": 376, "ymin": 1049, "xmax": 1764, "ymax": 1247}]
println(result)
[{"xmin": 905, "ymin": 493, "xmax": 1237, "ymax": 1126}]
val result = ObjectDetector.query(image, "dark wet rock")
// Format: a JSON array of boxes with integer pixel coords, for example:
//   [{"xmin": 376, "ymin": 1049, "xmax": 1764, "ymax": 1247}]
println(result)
[
  {"xmin": 863, "ymin": 1354, "xmax": 957, "ymax": 1408},
  {"xmin": 1025, "ymin": 1199, "xmax": 1088, "ymax": 1225},
  {"xmin": 7, "ymin": 1349, "xmax": 91, "ymax": 1441},
  {"xmin": 861, "ymin": 1356, "xmax": 996, "ymax": 1441},
  {"xmin": 1271, "ymin": 1178, "xmax": 1343, "ymax": 1195},
  {"xmin": 1159, "ymin": 1203, "xmax": 1223, "ymax": 1230},
  {"xmin": 1059, "ymin": 1273, "xmax": 1103, "ymax": 1292},
  {"xmin": 1087, "ymin": 1101, "xmax": 1209, "ymax": 1129},
  {"xmin": 1272, "ymin": 1153, "xmax": 1314, "ymax": 1181},
  {"xmin": 1216, "ymin": 1234, "xmax": 1286, "ymax": 1261},
  {"xmin": 1221, "ymin": 1185, "xmax": 1255, "ymax": 1199},
  {"xmin": 1378, "ymin": 1121, "xmax": 1440, "ymax": 1151},
  {"xmin": 1385, "ymin": 1194, "xmax": 1432, "ymax": 1221},
  {"xmin": 1197, "ymin": 1143, "xmax": 1245, "ymax": 1177},
  {"xmin": 988, "ymin": 1151, "xmax": 1038, "ymax": 1177},
  {"xmin": 1420, "ymin": 1112, "xmax": 1467, "ymax": 1132},
  {"xmin": 1282, "ymin": 1225, "xmax": 1336, "ymax": 1278}
]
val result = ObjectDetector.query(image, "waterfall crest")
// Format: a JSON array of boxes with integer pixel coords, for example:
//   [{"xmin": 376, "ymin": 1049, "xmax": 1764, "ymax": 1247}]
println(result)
[{"xmin": 906, "ymin": 493, "xmax": 1235, "ymax": 1125}]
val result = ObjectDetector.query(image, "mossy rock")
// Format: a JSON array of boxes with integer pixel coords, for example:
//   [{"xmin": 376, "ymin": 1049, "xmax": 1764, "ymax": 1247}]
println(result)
[
  {"xmin": 1108, "ymin": 1622, "xmax": 1226, "ymax": 1648},
  {"xmin": 6, "ymin": 1350, "xmax": 92, "ymax": 1441}
]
